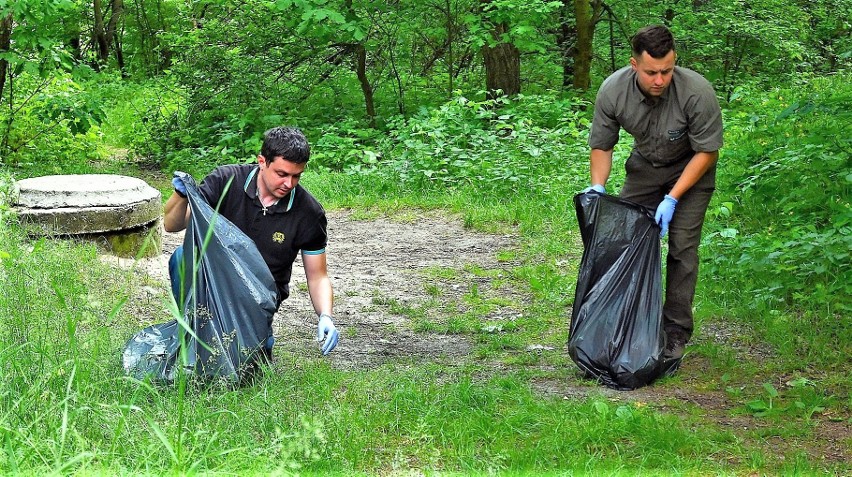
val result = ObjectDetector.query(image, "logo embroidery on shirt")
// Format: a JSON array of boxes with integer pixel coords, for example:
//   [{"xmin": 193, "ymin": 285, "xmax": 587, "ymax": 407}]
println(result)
[
  {"xmin": 668, "ymin": 129, "xmax": 686, "ymax": 141},
  {"xmin": 272, "ymin": 232, "xmax": 285, "ymax": 243}
]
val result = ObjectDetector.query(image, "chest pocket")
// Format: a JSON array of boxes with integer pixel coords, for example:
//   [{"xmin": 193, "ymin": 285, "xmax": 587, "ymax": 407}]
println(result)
[{"xmin": 668, "ymin": 128, "xmax": 687, "ymax": 142}]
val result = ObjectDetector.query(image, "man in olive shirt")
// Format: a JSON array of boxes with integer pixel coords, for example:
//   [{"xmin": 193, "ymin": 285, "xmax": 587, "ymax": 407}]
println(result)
[
  {"xmin": 584, "ymin": 25, "xmax": 723, "ymax": 360},
  {"xmin": 164, "ymin": 126, "xmax": 340, "ymax": 357}
]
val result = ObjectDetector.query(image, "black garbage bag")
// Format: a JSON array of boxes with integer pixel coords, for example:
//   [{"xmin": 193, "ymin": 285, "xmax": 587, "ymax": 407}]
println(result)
[
  {"xmin": 122, "ymin": 172, "xmax": 278, "ymax": 383},
  {"xmin": 568, "ymin": 192, "xmax": 673, "ymax": 390}
]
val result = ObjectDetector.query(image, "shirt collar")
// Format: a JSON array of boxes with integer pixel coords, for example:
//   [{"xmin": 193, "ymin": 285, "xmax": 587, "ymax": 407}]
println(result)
[
  {"xmin": 630, "ymin": 68, "xmax": 672, "ymax": 106},
  {"xmin": 244, "ymin": 166, "xmax": 296, "ymax": 213}
]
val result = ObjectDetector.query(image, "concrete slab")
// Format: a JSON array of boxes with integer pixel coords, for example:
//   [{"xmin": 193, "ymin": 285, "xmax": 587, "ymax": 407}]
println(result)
[
  {"xmin": 14, "ymin": 174, "xmax": 164, "ymax": 257},
  {"xmin": 15, "ymin": 174, "xmax": 160, "ymax": 208},
  {"xmin": 17, "ymin": 200, "xmax": 162, "ymax": 235}
]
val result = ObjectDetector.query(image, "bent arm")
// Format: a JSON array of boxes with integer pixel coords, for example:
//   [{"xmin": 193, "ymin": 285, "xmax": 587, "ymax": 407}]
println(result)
[
  {"xmin": 302, "ymin": 252, "xmax": 333, "ymax": 318},
  {"xmin": 668, "ymin": 151, "xmax": 718, "ymax": 200},
  {"xmin": 163, "ymin": 192, "xmax": 190, "ymax": 232}
]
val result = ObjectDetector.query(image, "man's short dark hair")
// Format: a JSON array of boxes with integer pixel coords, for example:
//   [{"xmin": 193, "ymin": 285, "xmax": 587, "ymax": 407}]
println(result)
[
  {"xmin": 631, "ymin": 25, "xmax": 675, "ymax": 59},
  {"xmin": 261, "ymin": 126, "xmax": 310, "ymax": 164}
]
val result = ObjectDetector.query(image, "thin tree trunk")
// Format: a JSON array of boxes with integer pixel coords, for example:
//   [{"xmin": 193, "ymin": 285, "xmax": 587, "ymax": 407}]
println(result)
[
  {"xmin": 556, "ymin": 0, "xmax": 576, "ymax": 89},
  {"xmin": 93, "ymin": 0, "xmax": 110, "ymax": 67},
  {"xmin": 446, "ymin": 0, "xmax": 454, "ymax": 95},
  {"xmin": 0, "ymin": 13, "xmax": 12, "ymax": 103},
  {"xmin": 114, "ymin": 34, "xmax": 127, "ymax": 78},
  {"xmin": 572, "ymin": 0, "xmax": 602, "ymax": 90},
  {"xmin": 354, "ymin": 44, "xmax": 376, "ymax": 127},
  {"xmin": 345, "ymin": 0, "xmax": 375, "ymax": 127},
  {"xmin": 105, "ymin": 0, "xmax": 124, "ymax": 47}
]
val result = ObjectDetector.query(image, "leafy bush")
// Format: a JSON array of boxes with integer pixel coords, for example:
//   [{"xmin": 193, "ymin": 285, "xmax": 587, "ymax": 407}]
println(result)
[
  {"xmin": 0, "ymin": 74, "xmax": 107, "ymax": 174},
  {"xmin": 702, "ymin": 74, "xmax": 851, "ymax": 363},
  {"xmin": 315, "ymin": 93, "xmax": 594, "ymax": 196}
]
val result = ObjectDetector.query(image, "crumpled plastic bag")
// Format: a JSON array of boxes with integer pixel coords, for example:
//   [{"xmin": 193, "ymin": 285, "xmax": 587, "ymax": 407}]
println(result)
[
  {"xmin": 122, "ymin": 172, "xmax": 278, "ymax": 383},
  {"xmin": 568, "ymin": 192, "xmax": 675, "ymax": 390}
]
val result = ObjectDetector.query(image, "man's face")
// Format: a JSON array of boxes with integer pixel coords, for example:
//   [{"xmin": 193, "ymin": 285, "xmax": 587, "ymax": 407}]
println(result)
[
  {"xmin": 630, "ymin": 50, "xmax": 676, "ymax": 97},
  {"xmin": 257, "ymin": 154, "xmax": 306, "ymax": 199}
]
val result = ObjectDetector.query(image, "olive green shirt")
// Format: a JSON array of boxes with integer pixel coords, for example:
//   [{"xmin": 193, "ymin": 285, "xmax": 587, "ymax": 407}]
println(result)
[{"xmin": 589, "ymin": 66, "xmax": 723, "ymax": 167}]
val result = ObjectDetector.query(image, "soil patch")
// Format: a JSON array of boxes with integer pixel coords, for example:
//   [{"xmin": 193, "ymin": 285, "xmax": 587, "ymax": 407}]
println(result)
[{"xmin": 276, "ymin": 209, "xmax": 517, "ymax": 369}]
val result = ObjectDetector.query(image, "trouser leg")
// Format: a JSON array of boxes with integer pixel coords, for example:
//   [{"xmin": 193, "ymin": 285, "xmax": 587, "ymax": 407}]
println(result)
[
  {"xmin": 168, "ymin": 245, "xmax": 184, "ymax": 305},
  {"xmin": 663, "ymin": 183, "xmax": 714, "ymax": 336},
  {"xmin": 619, "ymin": 151, "xmax": 715, "ymax": 338}
]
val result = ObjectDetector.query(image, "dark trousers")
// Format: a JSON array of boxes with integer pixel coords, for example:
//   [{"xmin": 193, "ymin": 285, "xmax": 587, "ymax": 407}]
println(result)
[
  {"xmin": 619, "ymin": 151, "xmax": 716, "ymax": 338},
  {"xmin": 168, "ymin": 245, "xmax": 185, "ymax": 305}
]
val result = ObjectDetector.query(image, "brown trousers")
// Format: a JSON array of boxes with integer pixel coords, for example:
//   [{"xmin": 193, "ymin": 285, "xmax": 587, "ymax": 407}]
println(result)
[{"xmin": 619, "ymin": 150, "xmax": 716, "ymax": 338}]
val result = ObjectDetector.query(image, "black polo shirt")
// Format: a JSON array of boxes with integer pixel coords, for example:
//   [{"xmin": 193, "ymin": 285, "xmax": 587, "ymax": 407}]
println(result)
[{"xmin": 198, "ymin": 164, "xmax": 327, "ymax": 303}]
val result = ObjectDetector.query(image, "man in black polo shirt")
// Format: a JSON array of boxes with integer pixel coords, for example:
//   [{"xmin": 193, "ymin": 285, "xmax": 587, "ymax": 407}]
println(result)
[
  {"xmin": 163, "ymin": 126, "xmax": 339, "ymax": 357},
  {"xmin": 583, "ymin": 25, "xmax": 723, "ymax": 362}
]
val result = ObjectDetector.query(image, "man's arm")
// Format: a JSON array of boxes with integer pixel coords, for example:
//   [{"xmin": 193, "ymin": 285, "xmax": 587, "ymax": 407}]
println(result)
[
  {"xmin": 163, "ymin": 192, "xmax": 190, "ymax": 232},
  {"xmin": 303, "ymin": 252, "xmax": 333, "ymax": 315},
  {"xmin": 654, "ymin": 150, "xmax": 719, "ymax": 237},
  {"xmin": 303, "ymin": 251, "xmax": 338, "ymax": 355},
  {"xmin": 590, "ymin": 148, "xmax": 615, "ymax": 188},
  {"xmin": 667, "ymin": 150, "xmax": 718, "ymax": 200}
]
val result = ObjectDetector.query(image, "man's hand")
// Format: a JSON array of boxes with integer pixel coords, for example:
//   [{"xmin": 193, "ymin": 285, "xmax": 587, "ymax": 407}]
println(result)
[
  {"xmin": 316, "ymin": 313, "xmax": 339, "ymax": 355},
  {"xmin": 581, "ymin": 184, "xmax": 606, "ymax": 194},
  {"xmin": 655, "ymin": 195, "xmax": 678, "ymax": 238},
  {"xmin": 172, "ymin": 173, "xmax": 188, "ymax": 198}
]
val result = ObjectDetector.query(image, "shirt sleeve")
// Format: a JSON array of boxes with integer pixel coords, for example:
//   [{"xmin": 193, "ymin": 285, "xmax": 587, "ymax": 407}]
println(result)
[
  {"xmin": 686, "ymin": 81, "xmax": 724, "ymax": 153},
  {"xmin": 198, "ymin": 166, "xmax": 227, "ymax": 206},
  {"xmin": 301, "ymin": 211, "xmax": 328, "ymax": 255},
  {"xmin": 588, "ymin": 83, "xmax": 621, "ymax": 151}
]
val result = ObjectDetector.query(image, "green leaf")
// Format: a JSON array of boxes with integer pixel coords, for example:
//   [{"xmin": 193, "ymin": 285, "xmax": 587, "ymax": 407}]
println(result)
[{"xmin": 762, "ymin": 383, "xmax": 779, "ymax": 398}]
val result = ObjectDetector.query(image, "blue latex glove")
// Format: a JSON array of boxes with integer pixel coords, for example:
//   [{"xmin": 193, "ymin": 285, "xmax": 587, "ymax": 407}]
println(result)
[
  {"xmin": 581, "ymin": 184, "xmax": 606, "ymax": 194},
  {"xmin": 317, "ymin": 313, "xmax": 339, "ymax": 355},
  {"xmin": 172, "ymin": 173, "xmax": 188, "ymax": 197},
  {"xmin": 655, "ymin": 194, "xmax": 678, "ymax": 238}
]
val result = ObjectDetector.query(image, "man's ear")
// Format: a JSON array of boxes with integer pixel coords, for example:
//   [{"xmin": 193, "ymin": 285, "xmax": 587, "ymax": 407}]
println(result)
[
  {"xmin": 258, "ymin": 154, "xmax": 266, "ymax": 167},
  {"xmin": 629, "ymin": 56, "xmax": 638, "ymax": 71}
]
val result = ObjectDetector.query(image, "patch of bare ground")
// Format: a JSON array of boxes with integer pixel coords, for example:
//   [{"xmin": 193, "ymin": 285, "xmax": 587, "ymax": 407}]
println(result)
[
  {"xmin": 111, "ymin": 208, "xmax": 850, "ymax": 470},
  {"xmin": 276, "ymin": 209, "xmax": 519, "ymax": 370}
]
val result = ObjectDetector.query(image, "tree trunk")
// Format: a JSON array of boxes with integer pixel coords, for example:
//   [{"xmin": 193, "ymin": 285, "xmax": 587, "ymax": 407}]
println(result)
[
  {"xmin": 354, "ymin": 44, "xmax": 376, "ymax": 128},
  {"xmin": 479, "ymin": 0, "xmax": 520, "ymax": 99},
  {"xmin": 114, "ymin": 35, "xmax": 127, "ymax": 78},
  {"xmin": 93, "ymin": 0, "xmax": 110, "ymax": 67},
  {"xmin": 572, "ymin": 0, "xmax": 601, "ymax": 90},
  {"xmin": 482, "ymin": 21, "xmax": 520, "ymax": 99},
  {"xmin": 446, "ymin": 0, "xmax": 454, "ymax": 95},
  {"xmin": 556, "ymin": 0, "xmax": 577, "ymax": 89},
  {"xmin": 105, "ymin": 0, "xmax": 124, "ymax": 48},
  {"xmin": 0, "ymin": 13, "xmax": 12, "ymax": 103},
  {"xmin": 344, "ymin": 0, "xmax": 376, "ymax": 127}
]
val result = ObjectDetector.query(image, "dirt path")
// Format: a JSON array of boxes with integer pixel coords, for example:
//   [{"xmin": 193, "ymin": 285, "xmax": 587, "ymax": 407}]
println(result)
[
  {"xmin": 275, "ymin": 209, "xmax": 517, "ymax": 369},
  {"xmin": 112, "ymin": 207, "xmax": 850, "ymax": 468},
  {"xmin": 126, "ymin": 209, "xmax": 518, "ymax": 369}
]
